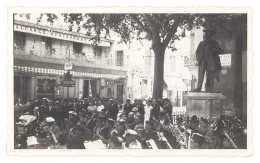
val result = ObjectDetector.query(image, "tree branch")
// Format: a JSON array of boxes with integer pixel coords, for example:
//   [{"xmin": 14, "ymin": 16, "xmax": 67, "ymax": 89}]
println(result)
[
  {"xmin": 128, "ymin": 14, "xmax": 152, "ymax": 39},
  {"xmin": 163, "ymin": 18, "xmax": 180, "ymax": 48}
]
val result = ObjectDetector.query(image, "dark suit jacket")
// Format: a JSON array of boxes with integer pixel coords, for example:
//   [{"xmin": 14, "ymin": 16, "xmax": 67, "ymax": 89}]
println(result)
[
  {"xmin": 196, "ymin": 40, "xmax": 223, "ymax": 71},
  {"xmin": 106, "ymin": 104, "xmax": 119, "ymax": 121}
]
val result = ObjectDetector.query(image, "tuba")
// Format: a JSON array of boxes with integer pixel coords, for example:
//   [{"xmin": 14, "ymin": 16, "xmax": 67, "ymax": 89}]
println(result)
[{"xmin": 159, "ymin": 119, "xmax": 187, "ymax": 148}]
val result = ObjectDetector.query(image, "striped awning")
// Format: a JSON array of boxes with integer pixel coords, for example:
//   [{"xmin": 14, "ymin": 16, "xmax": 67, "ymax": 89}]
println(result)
[{"xmin": 14, "ymin": 60, "xmax": 127, "ymax": 80}]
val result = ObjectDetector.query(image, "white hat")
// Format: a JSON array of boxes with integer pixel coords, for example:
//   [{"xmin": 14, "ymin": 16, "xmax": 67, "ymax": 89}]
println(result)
[
  {"xmin": 46, "ymin": 117, "xmax": 55, "ymax": 123},
  {"xmin": 132, "ymin": 107, "xmax": 138, "ymax": 112},
  {"xmin": 69, "ymin": 111, "xmax": 77, "ymax": 116},
  {"xmin": 126, "ymin": 129, "xmax": 138, "ymax": 136}
]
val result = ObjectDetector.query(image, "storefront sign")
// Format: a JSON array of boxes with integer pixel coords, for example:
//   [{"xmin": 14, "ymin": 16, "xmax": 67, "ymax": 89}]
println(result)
[
  {"xmin": 62, "ymin": 80, "xmax": 75, "ymax": 87},
  {"xmin": 220, "ymin": 54, "xmax": 232, "ymax": 67},
  {"xmin": 64, "ymin": 62, "xmax": 73, "ymax": 71},
  {"xmin": 14, "ymin": 22, "xmax": 110, "ymax": 47}
]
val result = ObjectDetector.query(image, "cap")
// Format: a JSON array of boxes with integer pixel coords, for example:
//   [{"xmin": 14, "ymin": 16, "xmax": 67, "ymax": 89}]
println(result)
[
  {"xmin": 46, "ymin": 117, "xmax": 55, "ymax": 123},
  {"xmin": 126, "ymin": 129, "xmax": 138, "ymax": 136},
  {"xmin": 107, "ymin": 118, "xmax": 116, "ymax": 125},
  {"xmin": 132, "ymin": 107, "xmax": 138, "ymax": 112},
  {"xmin": 69, "ymin": 111, "xmax": 78, "ymax": 116},
  {"xmin": 128, "ymin": 112, "xmax": 134, "ymax": 116}
]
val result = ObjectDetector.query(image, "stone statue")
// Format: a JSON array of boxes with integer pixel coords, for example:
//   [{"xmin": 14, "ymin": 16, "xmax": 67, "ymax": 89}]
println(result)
[{"xmin": 194, "ymin": 27, "xmax": 223, "ymax": 92}]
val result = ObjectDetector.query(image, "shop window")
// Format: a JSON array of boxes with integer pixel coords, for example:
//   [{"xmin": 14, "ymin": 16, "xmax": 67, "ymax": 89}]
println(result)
[
  {"xmin": 116, "ymin": 51, "xmax": 124, "ymax": 66},
  {"xmin": 14, "ymin": 32, "xmax": 26, "ymax": 47},
  {"xmin": 73, "ymin": 42, "xmax": 83, "ymax": 53},
  {"xmin": 14, "ymin": 76, "xmax": 29, "ymax": 104},
  {"xmin": 94, "ymin": 46, "xmax": 102, "ymax": 59},
  {"xmin": 36, "ymin": 78, "xmax": 56, "ymax": 99}
]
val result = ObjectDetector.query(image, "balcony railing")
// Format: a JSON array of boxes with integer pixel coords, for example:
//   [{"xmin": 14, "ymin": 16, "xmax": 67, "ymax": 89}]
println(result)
[
  {"xmin": 13, "ymin": 45, "xmax": 126, "ymax": 71},
  {"xmin": 184, "ymin": 55, "xmax": 198, "ymax": 66},
  {"xmin": 13, "ymin": 45, "xmax": 111, "ymax": 65}
]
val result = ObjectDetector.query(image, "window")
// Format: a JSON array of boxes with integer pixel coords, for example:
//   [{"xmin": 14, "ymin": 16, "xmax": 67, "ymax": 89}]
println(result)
[
  {"xmin": 190, "ymin": 33, "xmax": 195, "ymax": 55},
  {"xmin": 94, "ymin": 46, "xmax": 102, "ymax": 59},
  {"xmin": 116, "ymin": 51, "xmax": 124, "ymax": 66},
  {"xmin": 41, "ymin": 36, "xmax": 53, "ymax": 49},
  {"xmin": 14, "ymin": 32, "xmax": 26, "ymax": 46},
  {"xmin": 73, "ymin": 42, "xmax": 83, "ymax": 53}
]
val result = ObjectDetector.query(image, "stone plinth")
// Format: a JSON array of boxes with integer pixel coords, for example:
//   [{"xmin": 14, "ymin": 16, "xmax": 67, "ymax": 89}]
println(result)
[{"xmin": 184, "ymin": 92, "xmax": 226, "ymax": 119}]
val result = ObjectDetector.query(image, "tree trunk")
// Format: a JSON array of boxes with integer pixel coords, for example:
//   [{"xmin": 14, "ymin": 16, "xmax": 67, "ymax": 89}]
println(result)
[{"xmin": 152, "ymin": 43, "xmax": 166, "ymax": 99}]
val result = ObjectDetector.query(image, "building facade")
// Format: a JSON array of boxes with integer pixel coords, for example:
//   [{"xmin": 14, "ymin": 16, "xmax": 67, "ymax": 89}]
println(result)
[{"xmin": 13, "ymin": 19, "xmax": 127, "ymax": 104}]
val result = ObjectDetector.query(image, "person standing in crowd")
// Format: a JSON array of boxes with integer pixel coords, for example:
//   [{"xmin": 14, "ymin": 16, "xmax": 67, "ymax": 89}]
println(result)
[
  {"xmin": 55, "ymin": 100, "xmax": 65, "ymax": 128},
  {"xmin": 106, "ymin": 98, "xmax": 119, "ymax": 121},
  {"xmin": 126, "ymin": 112, "xmax": 136, "ymax": 130},
  {"xmin": 61, "ymin": 99, "xmax": 70, "ymax": 119},
  {"xmin": 132, "ymin": 99, "xmax": 138, "ymax": 107},
  {"xmin": 144, "ymin": 100, "xmax": 153, "ymax": 127},
  {"xmin": 150, "ymin": 99, "xmax": 160, "ymax": 121},
  {"xmin": 87, "ymin": 100, "xmax": 97, "ymax": 113},
  {"xmin": 124, "ymin": 129, "xmax": 142, "ymax": 149},
  {"xmin": 163, "ymin": 98, "xmax": 173, "ymax": 116},
  {"xmin": 72, "ymin": 97, "xmax": 81, "ymax": 114},
  {"xmin": 131, "ymin": 107, "xmax": 140, "ymax": 118},
  {"xmin": 136, "ymin": 99, "xmax": 145, "ymax": 122},
  {"xmin": 123, "ymin": 99, "xmax": 133, "ymax": 118},
  {"xmin": 134, "ymin": 115, "xmax": 144, "ymax": 131},
  {"xmin": 82, "ymin": 98, "xmax": 89, "ymax": 111},
  {"xmin": 97, "ymin": 100, "xmax": 105, "ymax": 113}
]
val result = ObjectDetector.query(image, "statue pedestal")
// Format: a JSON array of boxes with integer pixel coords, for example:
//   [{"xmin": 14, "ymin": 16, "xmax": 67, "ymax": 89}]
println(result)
[{"xmin": 184, "ymin": 92, "xmax": 226, "ymax": 119}]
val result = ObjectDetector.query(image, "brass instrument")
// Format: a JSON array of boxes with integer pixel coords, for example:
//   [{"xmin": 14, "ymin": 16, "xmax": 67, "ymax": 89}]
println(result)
[{"xmin": 159, "ymin": 120, "xmax": 187, "ymax": 148}]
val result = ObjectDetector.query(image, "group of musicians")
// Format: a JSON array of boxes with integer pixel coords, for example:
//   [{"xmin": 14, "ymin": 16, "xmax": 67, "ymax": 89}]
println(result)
[{"xmin": 14, "ymin": 96, "xmax": 245, "ymax": 149}]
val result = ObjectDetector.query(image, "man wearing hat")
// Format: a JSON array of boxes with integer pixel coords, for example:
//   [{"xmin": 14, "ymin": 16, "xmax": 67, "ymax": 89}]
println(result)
[
  {"xmin": 194, "ymin": 26, "xmax": 223, "ymax": 92},
  {"xmin": 123, "ymin": 99, "xmax": 133, "ymax": 118},
  {"xmin": 38, "ymin": 117, "xmax": 60, "ymax": 148},
  {"xmin": 106, "ymin": 99, "xmax": 119, "ymax": 121},
  {"xmin": 124, "ymin": 129, "xmax": 142, "ymax": 149}
]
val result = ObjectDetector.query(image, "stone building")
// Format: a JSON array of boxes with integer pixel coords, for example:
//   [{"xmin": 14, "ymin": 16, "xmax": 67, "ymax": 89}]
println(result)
[{"xmin": 13, "ymin": 19, "xmax": 127, "ymax": 104}]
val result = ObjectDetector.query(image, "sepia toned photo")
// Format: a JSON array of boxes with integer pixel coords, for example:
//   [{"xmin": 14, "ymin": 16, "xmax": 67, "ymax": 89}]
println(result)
[{"xmin": 7, "ymin": 7, "xmax": 253, "ymax": 156}]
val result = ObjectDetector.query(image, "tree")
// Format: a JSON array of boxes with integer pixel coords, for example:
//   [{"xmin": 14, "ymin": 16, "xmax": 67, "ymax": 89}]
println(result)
[
  {"xmin": 33, "ymin": 13, "xmax": 240, "ymax": 98},
  {"xmin": 58, "ymin": 14, "xmax": 200, "ymax": 98}
]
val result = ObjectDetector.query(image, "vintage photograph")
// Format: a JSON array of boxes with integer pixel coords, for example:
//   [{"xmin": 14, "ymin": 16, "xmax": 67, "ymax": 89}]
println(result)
[{"xmin": 8, "ymin": 7, "xmax": 252, "ymax": 156}]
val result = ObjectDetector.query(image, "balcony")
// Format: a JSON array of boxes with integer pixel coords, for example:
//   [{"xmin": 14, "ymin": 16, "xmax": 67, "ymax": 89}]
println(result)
[
  {"xmin": 184, "ymin": 55, "xmax": 198, "ymax": 67},
  {"xmin": 13, "ymin": 45, "xmax": 126, "ymax": 71}
]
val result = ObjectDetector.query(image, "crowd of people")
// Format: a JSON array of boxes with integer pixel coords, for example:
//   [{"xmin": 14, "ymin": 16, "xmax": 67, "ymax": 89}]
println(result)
[{"xmin": 14, "ymin": 96, "xmax": 247, "ymax": 149}]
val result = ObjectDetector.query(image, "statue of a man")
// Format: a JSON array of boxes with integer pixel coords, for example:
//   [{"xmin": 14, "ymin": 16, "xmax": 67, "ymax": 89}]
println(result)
[{"xmin": 194, "ymin": 28, "xmax": 223, "ymax": 92}]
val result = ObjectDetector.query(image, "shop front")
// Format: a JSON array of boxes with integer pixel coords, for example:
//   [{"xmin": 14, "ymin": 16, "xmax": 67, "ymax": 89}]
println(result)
[{"xmin": 13, "ymin": 59, "xmax": 127, "ymax": 102}]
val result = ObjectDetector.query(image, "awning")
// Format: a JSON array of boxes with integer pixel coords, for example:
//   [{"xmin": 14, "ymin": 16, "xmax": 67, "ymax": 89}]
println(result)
[
  {"xmin": 164, "ymin": 77, "xmax": 187, "ymax": 91},
  {"xmin": 14, "ymin": 60, "xmax": 127, "ymax": 80}
]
